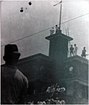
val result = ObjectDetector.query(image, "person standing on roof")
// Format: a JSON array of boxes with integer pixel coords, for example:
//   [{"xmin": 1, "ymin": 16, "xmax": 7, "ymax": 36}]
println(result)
[
  {"xmin": 50, "ymin": 27, "xmax": 54, "ymax": 35},
  {"xmin": 74, "ymin": 44, "xmax": 78, "ymax": 56},
  {"xmin": 81, "ymin": 47, "xmax": 86, "ymax": 58},
  {"xmin": 55, "ymin": 25, "xmax": 59, "ymax": 33},
  {"xmin": 70, "ymin": 45, "xmax": 74, "ymax": 57}
]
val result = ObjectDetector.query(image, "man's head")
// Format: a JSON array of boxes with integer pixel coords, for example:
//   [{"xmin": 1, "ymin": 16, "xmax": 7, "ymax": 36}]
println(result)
[
  {"xmin": 3, "ymin": 44, "xmax": 21, "ymax": 65},
  {"xmin": 56, "ymin": 25, "xmax": 58, "ymax": 27},
  {"xmin": 84, "ymin": 47, "xmax": 86, "ymax": 50}
]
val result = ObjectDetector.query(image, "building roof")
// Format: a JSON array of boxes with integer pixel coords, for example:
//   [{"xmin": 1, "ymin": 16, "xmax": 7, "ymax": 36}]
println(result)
[
  {"xmin": 65, "ymin": 55, "xmax": 88, "ymax": 64},
  {"xmin": 61, "ymin": 78, "xmax": 88, "ymax": 86},
  {"xmin": 18, "ymin": 53, "xmax": 53, "ymax": 64},
  {"xmin": 73, "ymin": 79, "xmax": 88, "ymax": 86},
  {"xmin": 45, "ymin": 32, "xmax": 73, "ymax": 41}
]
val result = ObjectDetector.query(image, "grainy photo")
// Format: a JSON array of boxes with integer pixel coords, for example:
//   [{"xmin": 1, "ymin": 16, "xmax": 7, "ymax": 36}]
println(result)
[{"xmin": 1, "ymin": 0, "xmax": 89, "ymax": 104}]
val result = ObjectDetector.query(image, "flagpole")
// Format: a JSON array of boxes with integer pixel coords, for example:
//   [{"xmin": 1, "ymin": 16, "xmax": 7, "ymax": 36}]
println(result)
[
  {"xmin": 59, "ymin": 0, "xmax": 62, "ymax": 30},
  {"xmin": 53, "ymin": 0, "xmax": 62, "ymax": 31}
]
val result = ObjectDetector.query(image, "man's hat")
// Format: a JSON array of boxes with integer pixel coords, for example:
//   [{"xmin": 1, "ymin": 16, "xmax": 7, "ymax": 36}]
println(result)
[{"xmin": 3, "ymin": 44, "xmax": 20, "ymax": 59}]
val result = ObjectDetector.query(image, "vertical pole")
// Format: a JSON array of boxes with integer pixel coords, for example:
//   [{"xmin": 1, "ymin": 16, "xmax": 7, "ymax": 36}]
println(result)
[{"xmin": 59, "ymin": 0, "xmax": 62, "ymax": 30}]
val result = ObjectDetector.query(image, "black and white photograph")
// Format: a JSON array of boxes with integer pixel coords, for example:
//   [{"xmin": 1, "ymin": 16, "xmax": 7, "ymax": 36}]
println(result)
[{"xmin": 1, "ymin": 0, "xmax": 89, "ymax": 104}]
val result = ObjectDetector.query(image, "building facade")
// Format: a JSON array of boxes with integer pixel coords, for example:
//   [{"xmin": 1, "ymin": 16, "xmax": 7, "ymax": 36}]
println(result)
[{"xmin": 17, "ymin": 30, "xmax": 88, "ymax": 104}]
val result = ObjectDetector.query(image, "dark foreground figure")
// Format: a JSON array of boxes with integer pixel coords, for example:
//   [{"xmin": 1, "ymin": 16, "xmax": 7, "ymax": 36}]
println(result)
[{"xmin": 1, "ymin": 44, "xmax": 28, "ymax": 104}]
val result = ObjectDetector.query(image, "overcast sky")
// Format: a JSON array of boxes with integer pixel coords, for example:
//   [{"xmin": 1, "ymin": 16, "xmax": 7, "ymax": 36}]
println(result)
[{"xmin": 1, "ymin": 0, "xmax": 89, "ymax": 64}]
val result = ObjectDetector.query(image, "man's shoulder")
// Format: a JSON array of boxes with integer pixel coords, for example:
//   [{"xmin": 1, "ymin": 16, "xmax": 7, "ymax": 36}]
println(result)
[
  {"xmin": 15, "ymin": 69, "xmax": 26, "ymax": 78},
  {"xmin": 15, "ymin": 69, "xmax": 28, "ymax": 84}
]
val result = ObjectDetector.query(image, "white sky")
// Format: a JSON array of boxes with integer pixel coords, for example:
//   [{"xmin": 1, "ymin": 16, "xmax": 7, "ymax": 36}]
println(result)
[{"xmin": 1, "ymin": 0, "xmax": 89, "ymax": 64}]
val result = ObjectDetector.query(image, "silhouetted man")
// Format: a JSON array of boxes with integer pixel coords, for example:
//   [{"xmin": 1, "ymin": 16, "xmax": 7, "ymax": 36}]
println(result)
[
  {"xmin": 74, "ymin": 44, "xmax": 78, "ymax": 56},
  {"xmin": 81, "ymin": 47, "xmax": 86, "ymax": 58},
  {"xmin": 55, "ymin": 25, "xmax": 59, "ymax": 33},
  {"xmin": 50, "ymin": 27, "xmax": 54, "ymax": 35},
  {"xmin": 1, "ymin": 44, "xmax": 28, "ymax": 104},
  {"xmin": 70, "ymin": 45, "xmax": 74, "ymax": 57}
]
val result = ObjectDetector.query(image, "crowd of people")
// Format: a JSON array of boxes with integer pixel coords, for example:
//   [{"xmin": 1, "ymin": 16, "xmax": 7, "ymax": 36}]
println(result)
[
  {"xmin": 27, "ymin": 99, "xmax": 65, "ymax": 105},
  {"xmin": 50, "ymin": 25, "xmax": 61, "ymax": 35},
  {"xmin": 69, "ymin": 44, "xmax": 87, "ymax": 58},
  {"xmin": 27, "ymin": 84, "xmax": 66, "ymax": 104},
  {"xmin": 70, "ymin": 44, "xmax": 78, "ymax": 57},
  {"xmin": 50, "ymin": 25, "xmax": 87, "ymax": 58}
]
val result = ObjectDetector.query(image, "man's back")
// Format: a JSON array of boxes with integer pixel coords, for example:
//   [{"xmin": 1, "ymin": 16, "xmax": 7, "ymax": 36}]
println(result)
[{"xmin": 1, "ymin": 64, "xmax": 28, "ymax": 104}]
